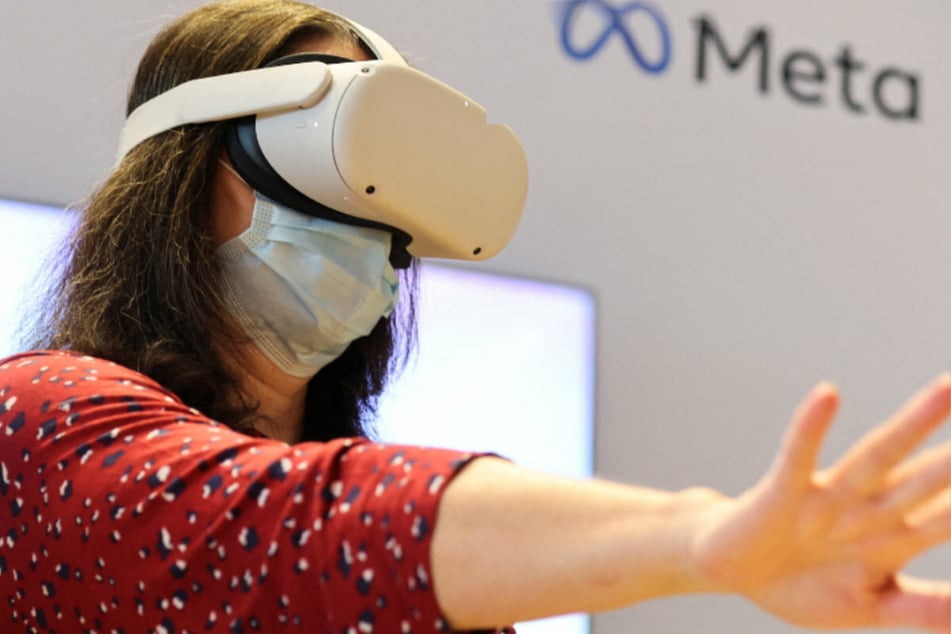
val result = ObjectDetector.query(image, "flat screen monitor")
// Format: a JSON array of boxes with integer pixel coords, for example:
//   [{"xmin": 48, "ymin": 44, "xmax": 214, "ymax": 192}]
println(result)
[{"xmin": 0, "ymin": 198, "xmax": 595, "ymax": 634}]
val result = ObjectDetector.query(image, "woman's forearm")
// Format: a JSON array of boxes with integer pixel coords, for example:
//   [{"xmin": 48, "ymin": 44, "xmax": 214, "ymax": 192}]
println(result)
[{"xmin": 430, "ymin": 457, "xmax": 725, "ymax": 629}]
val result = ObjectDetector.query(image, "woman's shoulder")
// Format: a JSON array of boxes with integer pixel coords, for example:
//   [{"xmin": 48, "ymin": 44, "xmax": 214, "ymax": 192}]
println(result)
[
  {"xmin": 0, "ymin": 350, "xmax": 149, "ymax": 381},
  {"xmin": 0, "ymin": 349, "xmax": 179, "ymax": 406},
  {"xmin": 0, "ymin": 349, "xmax": 199, "ymax": 449}
]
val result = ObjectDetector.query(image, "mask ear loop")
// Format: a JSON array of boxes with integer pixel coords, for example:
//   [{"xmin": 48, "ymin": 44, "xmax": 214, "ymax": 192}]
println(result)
[{"xmin": 219, "ymin": 159, "xmax": 251, "ymax": 187}]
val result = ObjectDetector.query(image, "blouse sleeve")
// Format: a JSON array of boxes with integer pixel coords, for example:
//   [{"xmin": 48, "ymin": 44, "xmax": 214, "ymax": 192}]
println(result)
[{"xmin": 0, "ymin": 351, "xmax": 514, "ymax": 634}]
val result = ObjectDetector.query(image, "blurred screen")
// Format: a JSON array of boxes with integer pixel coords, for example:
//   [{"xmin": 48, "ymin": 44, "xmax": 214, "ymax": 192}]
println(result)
[
  {"xmin": 0, "ymin": 199, "xmax": 76, "ymax": 353},
  {"xmin": 0, "ymin": 198, "xmax": 595, "ymax": 633}
]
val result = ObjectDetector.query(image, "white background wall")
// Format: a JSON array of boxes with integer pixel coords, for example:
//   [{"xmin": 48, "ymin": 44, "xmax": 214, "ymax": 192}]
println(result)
[{"xmin": 1, "ymin": 2, "xmax": 948, "ymax": 633}]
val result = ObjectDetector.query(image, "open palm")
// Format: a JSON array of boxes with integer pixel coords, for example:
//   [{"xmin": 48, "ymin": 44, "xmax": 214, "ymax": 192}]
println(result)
[{"xmin": 693, "ymin": 376, "xmax": 950, "ymax": 632}]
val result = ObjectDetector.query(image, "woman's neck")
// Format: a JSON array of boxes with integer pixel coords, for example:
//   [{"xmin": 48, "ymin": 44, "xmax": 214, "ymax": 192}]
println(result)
[{"xmin": 230, "ymin": 344, "xmax": 310, "ymax": 443}]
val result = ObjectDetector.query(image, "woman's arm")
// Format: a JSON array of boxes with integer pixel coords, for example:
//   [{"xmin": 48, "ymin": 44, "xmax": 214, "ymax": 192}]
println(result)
[
  {"xmin": 432, "ymin": 457, "xmax": 722, "ymax": 626},
  {"xmin": 432, "ymin": 375, "xmax": 951, "ymax": 632}
]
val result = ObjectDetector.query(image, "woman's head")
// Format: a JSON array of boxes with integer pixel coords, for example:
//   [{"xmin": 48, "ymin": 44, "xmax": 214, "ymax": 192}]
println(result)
[
  {"xmin": 32, "ymin": 0, "xmax": 417, "ymax": 441},
  {"xmin": 128, "ymin": 1, "xmax": 367, "ymax": 117}
]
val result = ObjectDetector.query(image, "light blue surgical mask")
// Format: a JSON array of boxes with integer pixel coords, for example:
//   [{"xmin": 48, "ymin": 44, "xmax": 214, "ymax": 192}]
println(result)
[{"xmin": 216, "ymin": 193, "xmax": 399, "ymax": 377}]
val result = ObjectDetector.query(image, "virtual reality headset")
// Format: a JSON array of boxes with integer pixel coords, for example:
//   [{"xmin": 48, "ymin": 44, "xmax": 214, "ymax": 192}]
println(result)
[{"xmin": 116, "ymin": 16, "xmax": 528, "ymax": 268}]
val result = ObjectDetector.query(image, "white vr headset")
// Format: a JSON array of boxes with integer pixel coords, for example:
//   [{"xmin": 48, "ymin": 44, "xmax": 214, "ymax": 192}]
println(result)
[{"xmin": 117, "ymin": 16, "xmax": 528, "ymax": 268}]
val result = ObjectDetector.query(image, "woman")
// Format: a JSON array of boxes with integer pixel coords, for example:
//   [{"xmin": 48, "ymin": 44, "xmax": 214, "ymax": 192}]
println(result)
[{"xmin": 1, "ymin": 1, "xmax": 948, "ymax": 632}]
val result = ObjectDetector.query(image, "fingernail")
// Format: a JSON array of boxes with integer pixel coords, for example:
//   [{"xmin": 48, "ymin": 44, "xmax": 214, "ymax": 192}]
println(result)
[{"xmin": 816, "ymin": 382, "xmax": 838, "ymax": 397}]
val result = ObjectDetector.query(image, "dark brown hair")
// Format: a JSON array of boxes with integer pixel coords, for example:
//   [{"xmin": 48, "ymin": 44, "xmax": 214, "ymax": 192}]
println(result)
[{"xmin": 27, "ymin": 0, "xmax": 417, "ymax": 441}]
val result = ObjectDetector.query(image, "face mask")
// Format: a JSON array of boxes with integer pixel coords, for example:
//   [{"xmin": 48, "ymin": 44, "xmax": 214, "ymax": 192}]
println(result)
[{"xmin": 216, "ymin": 192, "xmax": 399, "ymax": 377}]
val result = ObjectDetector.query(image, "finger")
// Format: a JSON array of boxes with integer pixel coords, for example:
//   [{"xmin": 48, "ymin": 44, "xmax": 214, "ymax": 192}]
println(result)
[
  {"xmin": 831, "ymin": 374, "xmax": 951, "ymax": 492},
  {"xmin": 878, "ymin": 574, "xmax": 951, "ymax": 633},
  {"xmin": 770, "ymin": 383, "xmax": 840, "ymax": 489},
  {"xmin": 878, "ymin": 442, "xmax": 951, "ymax": 515},
  {"xmin": 907, "ymin": 489, "xmax": 951, "ymax": 545},
  {"xmin": 870, "ymin": 489, "xmax": 950, "ymax": 567}
]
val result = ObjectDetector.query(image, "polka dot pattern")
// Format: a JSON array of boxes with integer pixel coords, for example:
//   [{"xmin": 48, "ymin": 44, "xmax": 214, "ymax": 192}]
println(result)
[{"xmin": 0, "ymin": 351, "xmax": 514, "ymax": 633}]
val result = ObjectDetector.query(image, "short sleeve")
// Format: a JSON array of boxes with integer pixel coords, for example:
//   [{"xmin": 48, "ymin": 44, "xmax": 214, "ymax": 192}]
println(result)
[{"xmin": 0, "ymin": 351, "xmax": 514, "ymax": 633}]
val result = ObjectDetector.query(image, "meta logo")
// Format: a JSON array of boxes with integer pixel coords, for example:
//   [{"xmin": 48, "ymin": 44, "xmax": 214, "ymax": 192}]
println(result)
[
  {"xmin": 558, "ymin": 0, "xmax": 921, "ymax": 122},
  {"xmin": 559, "ymin": 1, "xmax": 672, "ymax": 74}
]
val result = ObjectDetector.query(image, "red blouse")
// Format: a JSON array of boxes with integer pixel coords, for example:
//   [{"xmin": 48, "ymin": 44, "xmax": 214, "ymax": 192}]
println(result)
[{"xmin": 0, "ymin": 351, "xmax": 514, "ymax": 633}]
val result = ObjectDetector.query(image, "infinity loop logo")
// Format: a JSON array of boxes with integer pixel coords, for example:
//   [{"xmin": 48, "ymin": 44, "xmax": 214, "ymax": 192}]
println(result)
[{"xmin": 558, "ymin": 0, "xmax": 672, "ymax": 73}]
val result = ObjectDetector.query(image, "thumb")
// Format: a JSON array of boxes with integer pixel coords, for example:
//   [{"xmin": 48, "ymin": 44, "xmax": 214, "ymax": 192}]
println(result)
[{"xmin": 878, "ymin": 575, "xmax": 951, "ymax": 633}]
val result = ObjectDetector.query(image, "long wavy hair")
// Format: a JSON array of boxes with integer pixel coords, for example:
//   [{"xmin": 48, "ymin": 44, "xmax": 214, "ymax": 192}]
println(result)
[{"xmin": 26, "ymin": 0, "xmax": 417, "ymax": 441}]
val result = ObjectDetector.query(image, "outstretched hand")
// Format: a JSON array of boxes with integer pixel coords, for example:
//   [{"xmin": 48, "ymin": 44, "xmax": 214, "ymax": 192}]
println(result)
[{"xmin": 692, "ymin": 375, "xmax": 951, "ymax": 633}]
